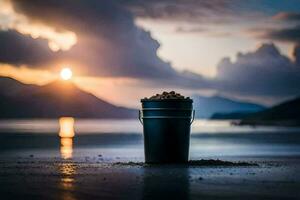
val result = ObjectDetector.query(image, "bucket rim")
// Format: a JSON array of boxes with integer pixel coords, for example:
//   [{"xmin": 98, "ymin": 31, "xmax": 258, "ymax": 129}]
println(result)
[
  {"xmin": 141, "ymin": 108, "xmax": 193, "ymax": 111},
  {"xmin": 141, "ymin": 99, "xmax": 193, "ymax": 102},
  {"xmin": 141, "ymin": 116, "xmax": 192, "ymax": 119}
]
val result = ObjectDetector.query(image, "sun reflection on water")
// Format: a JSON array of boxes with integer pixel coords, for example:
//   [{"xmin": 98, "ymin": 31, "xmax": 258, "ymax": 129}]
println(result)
[
  {"xmin": 59, "ymin": 117, "xmax": 75, "ymax": 159},
  {"xmin": 58, "ymin": 117, "xmax": 77, "ymax": 200}
]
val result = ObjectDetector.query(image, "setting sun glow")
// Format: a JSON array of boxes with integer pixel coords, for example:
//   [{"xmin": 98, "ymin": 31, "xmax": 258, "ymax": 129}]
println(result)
[{"xmin": 60, "ymin": 68, "xmax": 73, "ymax": 80}]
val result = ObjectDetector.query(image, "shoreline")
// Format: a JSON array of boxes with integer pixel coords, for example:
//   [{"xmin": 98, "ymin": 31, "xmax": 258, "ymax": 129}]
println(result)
[{"xmin": 237, "ymin": 120, "xmax": 300, "ymax": 127}]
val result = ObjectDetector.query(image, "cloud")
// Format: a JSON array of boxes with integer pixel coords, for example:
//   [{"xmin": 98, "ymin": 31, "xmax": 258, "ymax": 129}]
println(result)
[
  {"xmin": 1, "ymin": 0, "xmax": 300, "ymax": 104},
  {"xmin": 293, "ymin": 44, "xmax": 300, "ymax": 66},
  {"xmin": 273, "ymin": 12, "xmax": 300, "ymax": 21},
  {"xmin": 175, "ymin": 26, "xmax": 206, "ymax": 33},
  {"xmin": 121, "ymin": 0, "xmax": 259, "ymax": 24},
  {"xmin": 0, "ymin": 0, "xmax": 77, "ymax": 51},
  {"xmin": 259, "ymin": 25, "xmax": 300, "ymax": 44},
  {"xmin": 174, "ymin": 26, "xmax": 232, "ymax": 37},
  {"xmin": 124, "ymin": 0, "xmax": 229, "ymax": 20},
  {"xmin": 0, "ymin": 30, "xmax": 57, "ymax": 65},
  {"xmin": 214, "ymin": 43, "xmax": 300, "ymax": 97},
  {"xmin": 0, "ymin": 0, "xmax": 184, "ymax": 79},
  {"xmin": 249, "ymin": 12, "xmax": 300, "ymax": 44},
  {"xmin": 0, "ymin": 0, "xmax": 213, "ymax": 91}
]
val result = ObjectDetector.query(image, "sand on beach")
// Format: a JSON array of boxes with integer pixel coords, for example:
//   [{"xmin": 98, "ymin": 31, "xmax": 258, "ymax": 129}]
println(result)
[
  {"xmin": 0, "ymin": 156, "xmax": 299, "ymax": 200},
  {"xmin": 0, "ymin": 119, "xmax": 300, "ymax": 199}
]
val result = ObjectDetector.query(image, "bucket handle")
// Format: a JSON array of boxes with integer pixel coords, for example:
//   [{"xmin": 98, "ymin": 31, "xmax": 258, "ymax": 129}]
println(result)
[
  {"xmin": 190, "ymin": 110, "xmax": 195, "ymax": 125},
  {"xmin": 139, "ymin": 110, "xmax": 195, "ymax": 125},
  {"xmin": 138, "ymin": 110, "xmax": 143, "ymax": 125}
]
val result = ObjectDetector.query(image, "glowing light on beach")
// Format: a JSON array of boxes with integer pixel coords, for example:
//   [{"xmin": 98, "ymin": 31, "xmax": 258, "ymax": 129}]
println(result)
[
  {"xmin": 59, "ymin": 117, "xmax": 75, "ymax": 159},
  {"xmin": 60, "ymin": 68, "xmax": 73, "ymax": 80},
  {"xmin": 58, "ymin": 162, "xmax": 76, "ymax": 199},
  {"xmin": 59, "ymin": 117, "xmax": 75, "ymax": 138},
  {"xmin": 60, "ymin": 138, "xmax": 73, "ymax": 159}
]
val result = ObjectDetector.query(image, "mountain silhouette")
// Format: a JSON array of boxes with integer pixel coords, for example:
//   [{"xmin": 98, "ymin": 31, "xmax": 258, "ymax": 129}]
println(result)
[
  {"xmin": 239, "ymin": 97, "xmax": 300, "ymax": 126},
  {"xmin": 192, "ymin": 95, "xmax": 266, "ymax": 118},
  {"xmin": 0, "ymin": 76, "xmax": 136, "ymax": 118},
  {"xmin": 0, "ymin": 76, "xmax": 268, "ymax": 119}
]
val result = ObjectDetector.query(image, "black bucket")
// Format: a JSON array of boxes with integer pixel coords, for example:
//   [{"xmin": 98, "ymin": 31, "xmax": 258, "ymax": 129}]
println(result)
[{"xmin": 139, "ymin": 99, "xmax": 194, "ymax": 163}]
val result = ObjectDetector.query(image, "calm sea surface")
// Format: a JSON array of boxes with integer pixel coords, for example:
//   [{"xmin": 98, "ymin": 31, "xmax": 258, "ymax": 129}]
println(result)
[{"xmin": 0, "ymin": 119, "xmax": 300, "ymax": 160}]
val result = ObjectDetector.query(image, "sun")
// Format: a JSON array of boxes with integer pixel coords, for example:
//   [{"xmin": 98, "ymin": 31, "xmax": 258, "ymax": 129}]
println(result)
[{"xmin": 60, "ymin": 68, "xmax": 73, "ymax": 80}]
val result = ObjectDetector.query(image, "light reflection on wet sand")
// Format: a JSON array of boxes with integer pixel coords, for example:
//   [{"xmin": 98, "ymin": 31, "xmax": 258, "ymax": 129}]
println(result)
[
  {"xmin": 58, "ymin": 162, "xmax": 77, "ymax": 200},
  {"xmin": 58, "ymin": 117, "xmax": 77, "ymax": 200},
  {"xmin": 60, "ymin": 137, "xmax": 73, "ymax": 159}
]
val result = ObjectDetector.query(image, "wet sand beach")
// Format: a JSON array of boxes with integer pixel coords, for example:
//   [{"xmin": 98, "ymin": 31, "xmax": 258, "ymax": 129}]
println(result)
[
  {"xmin": 0, "ymin": 156, "xmax": 299, "ymax": 200},
  {"xmin": 0, "ymin": 119, "xmax": 300, "ymax": 199}
]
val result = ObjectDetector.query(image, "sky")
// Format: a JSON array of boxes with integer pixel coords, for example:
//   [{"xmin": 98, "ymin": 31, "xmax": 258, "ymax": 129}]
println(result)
[{"xmin": 0, "ymin": 0, "xmax": 300, "ymax": 108}]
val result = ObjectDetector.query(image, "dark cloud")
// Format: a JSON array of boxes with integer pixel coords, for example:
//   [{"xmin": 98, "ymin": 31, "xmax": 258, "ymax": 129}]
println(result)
[
  {"xmin": 293, "ymin": 44, "xmax": 300, "ymax": 66},
  {"xmin": 251, "ymin": 12, "xmax": 300, "ymax": 44},
  {"xmin": 120, "ymin": 0, "xmax": 245, "ymax": 24},
  {"xmin": 1, "ymin": 1, "xmax": 300, "ymax": 102},
  {"xmin": 0, "ymin": 30, "xmax": 57, "ymax": 66},
  {"xmin": 214, "ymin": 43, "xmax": 300, "ymax": 97},
  {"xmin": 260, "ymin": 25, "xmax": 300, "ymax": 44},
  {"xmin": 9, "ymin": 0, "xmax": 179, "ymax": 78},
  {"xmin": 273, "ymin": 12, "xmax": 300, "ymax": 21}
]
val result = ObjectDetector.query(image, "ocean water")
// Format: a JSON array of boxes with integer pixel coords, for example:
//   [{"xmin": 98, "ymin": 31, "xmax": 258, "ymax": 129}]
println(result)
[{"xmin": 0, "ymin": 119, "xmax": 300, "ymax": 160}]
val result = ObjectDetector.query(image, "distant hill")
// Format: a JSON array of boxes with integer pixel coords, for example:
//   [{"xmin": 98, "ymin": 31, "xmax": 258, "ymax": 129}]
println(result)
[
  {"xmin": 210, "ymin": 112, "xmax": 253, "ymax": 120},
  {"xmin": 239, "ymin": 97, "xmax": 300, "ymax": 126},
  {"xmin": 0, "ymin": 76, "xmax": 136, "ymax": 118},
  {"xmin": 192, "ymin": 95, "xmax": 266, "ymax": 118}
]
